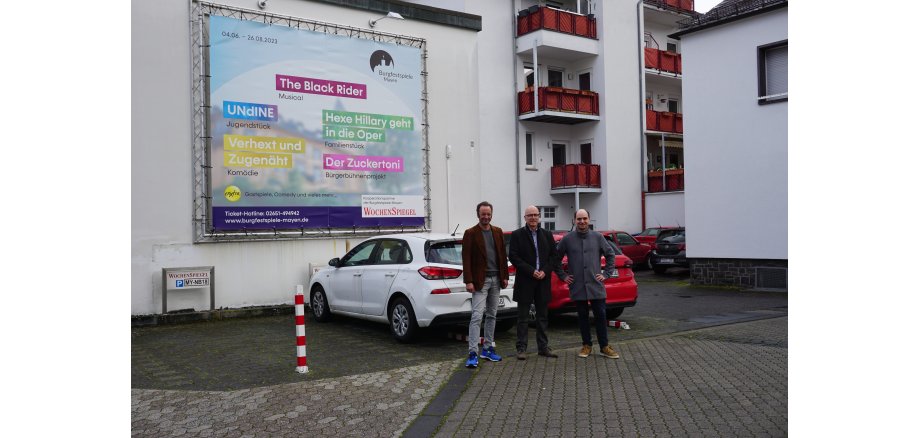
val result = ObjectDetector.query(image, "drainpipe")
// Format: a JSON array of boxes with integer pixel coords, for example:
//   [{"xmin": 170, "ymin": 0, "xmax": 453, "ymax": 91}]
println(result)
[
  {"xmin": 637, "ymin": 0, "xmax": 649, "ymax": 229},
  {"xmin": 512, "ymin": 0, "xmax": 522, "ymax": 227}
]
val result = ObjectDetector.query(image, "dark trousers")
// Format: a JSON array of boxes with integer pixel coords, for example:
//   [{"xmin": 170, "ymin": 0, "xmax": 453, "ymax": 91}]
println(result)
[
  {"xmin": 575, "ymin": 300, "xmax": 608, "ymax": 348},
  {"xmin": 515, "ymin": 290, "xmax": 549, "ymax": 353}
]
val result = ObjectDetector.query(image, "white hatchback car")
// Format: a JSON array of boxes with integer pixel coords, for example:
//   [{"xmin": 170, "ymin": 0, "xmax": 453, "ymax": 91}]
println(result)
[{"xmin": 308, "ymin": 233, "xmax": 518, "ymax": 342}]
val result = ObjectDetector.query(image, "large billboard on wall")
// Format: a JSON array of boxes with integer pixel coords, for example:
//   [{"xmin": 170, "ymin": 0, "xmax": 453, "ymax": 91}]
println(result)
[{"xmin": 208, "ymin": 15, "xmax": 425, "ymax": 230}]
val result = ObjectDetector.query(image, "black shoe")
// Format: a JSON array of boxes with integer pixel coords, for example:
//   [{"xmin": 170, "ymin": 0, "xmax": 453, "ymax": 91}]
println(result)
[
  {"xmin": 516, "ymin": 351, "xmax": 527, "ymax": 360},
  {"xmin": 538, "ymin": 349, "xmax": 558, "ymax": 358}
]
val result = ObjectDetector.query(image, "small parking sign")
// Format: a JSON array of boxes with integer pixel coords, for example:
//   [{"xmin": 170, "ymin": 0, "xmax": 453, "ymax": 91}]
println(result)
[
  {"xmin": 162, "ymin": 266, "xmax": 215, "ymax": 314},
  {"xmin": 176, "ymin": 279, "xmax": 185, "ymax": 288}
]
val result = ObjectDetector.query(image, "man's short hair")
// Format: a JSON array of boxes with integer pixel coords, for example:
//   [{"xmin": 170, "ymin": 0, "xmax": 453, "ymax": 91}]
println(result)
[
  {"xmin": 476, "ymin": 201, "xmax": 493, "ymax": 215},
  {"xmin": 574, "ymin": 209, "xmax": 590, "ymax": 219}
]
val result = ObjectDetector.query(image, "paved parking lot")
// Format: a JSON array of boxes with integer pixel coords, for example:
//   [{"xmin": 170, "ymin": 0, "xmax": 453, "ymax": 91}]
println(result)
[{"xmin": 132, "ymin": 269, "xmax": 788, "ymax": 436}]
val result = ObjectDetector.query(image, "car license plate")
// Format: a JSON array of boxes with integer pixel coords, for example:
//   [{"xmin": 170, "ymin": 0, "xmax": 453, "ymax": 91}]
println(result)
[
  {"xmin": 499, "ymin": 297, "xmax": 506, "ymax": 308},
  {"xmin": 660, "ymin": 258, "xmax": 674, "ymax": 264}
]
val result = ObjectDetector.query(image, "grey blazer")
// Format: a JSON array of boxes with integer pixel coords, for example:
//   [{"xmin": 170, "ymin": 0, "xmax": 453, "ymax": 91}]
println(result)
[{"xmin": 554, "ymin": 230, "xmax": 615, "ymax": 301}]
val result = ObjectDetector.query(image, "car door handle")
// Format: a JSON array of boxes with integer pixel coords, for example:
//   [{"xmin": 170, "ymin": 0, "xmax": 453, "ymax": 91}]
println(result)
[
  {"xmin": 354, "ymin": 273, "xmax": 362, "ymax": 277},
  {"xmin": 385, "ymin": 273, "xmax": 396, "ymax": 277}
]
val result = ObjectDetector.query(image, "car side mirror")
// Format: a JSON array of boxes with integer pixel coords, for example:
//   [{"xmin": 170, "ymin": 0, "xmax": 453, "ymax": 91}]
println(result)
[{"xmin": 329, "ymin": 257, "xmax": 341, "ymax": 267}]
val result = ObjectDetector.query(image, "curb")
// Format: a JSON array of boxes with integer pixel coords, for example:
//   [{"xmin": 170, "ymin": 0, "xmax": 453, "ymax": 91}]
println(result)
[{"xmin": 131, "ymin": 304, "xmax": 294, "ymax": 327}]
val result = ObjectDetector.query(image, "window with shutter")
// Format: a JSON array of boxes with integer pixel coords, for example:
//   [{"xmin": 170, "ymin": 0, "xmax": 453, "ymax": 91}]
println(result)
[{"xmin": 758, "ymin": 40, "xmax": 788, "ymax": 104}]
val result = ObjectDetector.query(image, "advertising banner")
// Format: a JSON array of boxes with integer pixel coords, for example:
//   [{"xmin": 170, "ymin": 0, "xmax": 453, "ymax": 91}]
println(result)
[{"xmin": 208, "ymin": 15, "xmax": 425, "ymax": 229}]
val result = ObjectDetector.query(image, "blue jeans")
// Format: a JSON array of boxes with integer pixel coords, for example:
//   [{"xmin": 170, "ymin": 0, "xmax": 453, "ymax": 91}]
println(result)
[
  {"xmin": 575, "ymin": 300, "xmax": 608, "ymax": 348},
  {"xmin": 469, "ymin": 275, "xmax": 500, "ymax": 352}
]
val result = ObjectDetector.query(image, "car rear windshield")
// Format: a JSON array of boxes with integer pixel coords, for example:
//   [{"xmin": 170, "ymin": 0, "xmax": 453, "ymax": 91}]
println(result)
[
  {"xmin": 426, "ymin": 240, "xmax": 462, "ymax": 265},
  {"xmin": 661, "ymin": 234, "xmax": 685, "ymax": 243},
  {"xmin": 656, "ymin": 229, "xmax": 685, "ymax": 241}
]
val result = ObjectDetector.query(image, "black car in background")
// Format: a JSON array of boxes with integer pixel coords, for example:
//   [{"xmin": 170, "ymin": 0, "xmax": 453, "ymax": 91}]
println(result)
[{"xmin": 649, "ymin": 228, "xmax": 688, "ymax": 274}]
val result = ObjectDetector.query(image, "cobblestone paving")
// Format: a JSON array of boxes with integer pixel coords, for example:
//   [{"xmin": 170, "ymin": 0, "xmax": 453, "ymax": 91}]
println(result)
[
  {"xmin": 435, "ymin": 317, "xmax": 787, "ymax": 437},
  {"xmin": 131, "ymin": 360, "xmax": 455, "ymax": 437}
]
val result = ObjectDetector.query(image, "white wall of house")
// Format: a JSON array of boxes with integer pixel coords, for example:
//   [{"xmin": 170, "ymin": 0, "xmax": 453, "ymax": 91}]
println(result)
[
  {"xmin": 681, "ymin": 8, "xmax": 788, "ymax": 260},
  {"xmin": 132, "ymin": 0, "xmax": 484, "ymax": 315},
  {"xmin": 645, "ymin": 192, "xmax": 685, "ymax": 228}
]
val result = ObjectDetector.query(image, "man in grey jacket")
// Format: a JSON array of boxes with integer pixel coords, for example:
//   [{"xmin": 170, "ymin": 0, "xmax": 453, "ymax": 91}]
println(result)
[{"xmin": 554, "ymin": 209, "xmax": 621, "ymax": 359}]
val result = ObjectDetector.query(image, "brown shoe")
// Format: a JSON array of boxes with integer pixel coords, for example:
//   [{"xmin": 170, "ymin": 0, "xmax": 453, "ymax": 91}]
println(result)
[
  {"xmin": 600, "ymin": 345, "xmax": 620, "ymax": 359},
  {"xmin": 538, "ymin": 349, "xmax": 558, "ymax": 358},
  {"xmin": 578, "ymin": 344, "xmax": 592, "ymax": 358},
  {"xmin": 516, "ymin": 351, "xmax": 527, "ymax": 360}
]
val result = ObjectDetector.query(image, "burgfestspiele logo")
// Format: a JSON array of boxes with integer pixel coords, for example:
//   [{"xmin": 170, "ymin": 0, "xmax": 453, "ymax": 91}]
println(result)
[
  {"xmin": 369, "ymin": 50, "xmax": 395, "ymax": 72},
  {"xmin": 224, "ymin": 185, "xmax": 242, "ymax": 202}
]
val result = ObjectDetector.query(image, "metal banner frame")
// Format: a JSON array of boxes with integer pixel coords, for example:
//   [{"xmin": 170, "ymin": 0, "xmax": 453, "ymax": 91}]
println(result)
[{"xmin": 189, "ymin": 1, "xmax": 431, "ymax": 243}]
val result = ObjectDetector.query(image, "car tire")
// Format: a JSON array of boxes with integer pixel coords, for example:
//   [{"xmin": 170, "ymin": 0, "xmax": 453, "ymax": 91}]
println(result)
[
  {"xmin": 653, "ymin": 265, "xmax": 668, "ymax": 274},
  {"xmin": 310, "ymin": 286, "xmax": 332, "ymax": 322},
  {"xmin": 646, "ymin": 257, "xmax": 655, "ymax": 271},
  {"xmin": 494, "ymin": 318, "xmax": 517, "ymax": 333},
  {"xmin": 389, "ymin": 296, "xmax": 419, "ymax": 343},
  {"xmin": 606, "ymin": 307, "xmax": 624, "ymax": 320}
]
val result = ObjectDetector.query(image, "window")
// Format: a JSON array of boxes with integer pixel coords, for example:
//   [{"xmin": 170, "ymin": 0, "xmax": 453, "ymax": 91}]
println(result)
[
  {"xmin": 667, "ymin": 98, "xmax": 679, "ymax": 113},
  {"xmin": 579, "ymin": 72, "xmax": 591, "ymax": 91},
  {"xmin": 525, "ymin": 133, "xmax": 535, "ymax": 167},
  {"xmin": 666, "ymin": 41, "xmax": 678, "ymax": 53},
  {"xmin": 580, "ymin": 142, "xmax": 592, "ymax": 164},
  {"xmin": 758, "ymin": 40, "xmax": 788, "ymax": 104},
  {"xmin": 552, "ymin": 143, "xmax": 566, "ymax": 166},
  {"xmin": 377, "ymin": 240, "xmax": 411, "ymax": 265},
  {"xmin": 539, "ymin": 207, "xmax": 556, "ymax": 231},
  {"xmin": 548, "ymin": 69, "xmax": 563, "ymax": 87},
  {"xmin": 616, "ymin": 233, "xmax": 638, "ymax": 246},
  {"xmin": 342, "ymin": 241, "xmax": 378, "ymax": 266}
]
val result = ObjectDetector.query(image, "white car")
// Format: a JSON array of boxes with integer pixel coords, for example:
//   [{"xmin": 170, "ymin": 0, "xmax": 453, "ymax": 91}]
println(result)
[{"xmin": 308, "ymin": 233, "xmax": 518, "ymax": 342}]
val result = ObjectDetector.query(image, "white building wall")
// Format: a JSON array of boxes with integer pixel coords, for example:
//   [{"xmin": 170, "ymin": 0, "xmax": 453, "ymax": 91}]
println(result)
[
  {"xmin": 132, "ymin": 0, "xmax": 483, "ymax": 315},
  {"xmin": 644, "ymin": 192, "xmax": 685, "ymax": 228},
  {"xmin": 681, "ymin": 9, "xmax": 788, "ymax": 260},
  {"xmin": 595, "ymin": 0, "xmax": 643, "ymax": 233}
]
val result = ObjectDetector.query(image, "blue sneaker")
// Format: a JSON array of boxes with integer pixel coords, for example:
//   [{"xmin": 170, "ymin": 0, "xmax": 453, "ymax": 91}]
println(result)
[
  {"xmin": 465, "ymin": 351, "xmax": 479, "ymax": 368},
  {"xmin": 480, "ymin": 346, "xmax": 502, "ymax": 362}
]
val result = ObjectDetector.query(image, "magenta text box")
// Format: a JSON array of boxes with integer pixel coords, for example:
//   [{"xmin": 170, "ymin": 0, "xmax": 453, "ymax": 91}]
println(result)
[
  {"xmin": 323, "ymin": 154, "xmax": 404, "ymax": 172},
  {"xmin": 276, "ymin": 74, "xmax": 366, "ymax": 99}
]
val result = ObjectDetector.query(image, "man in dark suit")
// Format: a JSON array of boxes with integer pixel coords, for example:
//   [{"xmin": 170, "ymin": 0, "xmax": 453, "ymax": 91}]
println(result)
[
  {"xmin": 461, "ymin": 201, "xmax": 509, "ymax": 368},
  {"xmin": 508, "ymin": 205, "xmax": 559, "ymax": 360}
]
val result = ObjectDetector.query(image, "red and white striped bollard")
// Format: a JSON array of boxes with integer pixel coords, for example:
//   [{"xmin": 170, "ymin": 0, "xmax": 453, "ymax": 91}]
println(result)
[{"xmin": 295, "ymin": 285, "xmax": 309, "ymax": 373}]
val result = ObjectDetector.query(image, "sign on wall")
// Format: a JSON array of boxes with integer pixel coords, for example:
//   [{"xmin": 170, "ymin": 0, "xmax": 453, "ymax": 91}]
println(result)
[{"xmin": 208, "ymin": 15, "xmax": 425, "ymax": 230}]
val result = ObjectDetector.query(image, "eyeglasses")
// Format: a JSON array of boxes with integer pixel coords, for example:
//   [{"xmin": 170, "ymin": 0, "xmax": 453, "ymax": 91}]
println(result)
[{"xmin": 524, "ymin": 214, "xmax": 540, "ymax": 218}]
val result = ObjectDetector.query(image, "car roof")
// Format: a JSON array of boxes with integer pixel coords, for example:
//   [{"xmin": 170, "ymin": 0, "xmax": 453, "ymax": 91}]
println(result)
[{"xmin": 361, "ymin": 232, "xmax": 460, "ymax": 242}]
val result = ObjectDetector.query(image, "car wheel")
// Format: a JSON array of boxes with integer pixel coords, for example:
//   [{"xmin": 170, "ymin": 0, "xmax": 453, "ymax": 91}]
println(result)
[
  {"xmin": 389, "ymin": 297, "xmax": 418, "ymax": 343},
  {"xmin": 653, "ymin": 265, "xmax": 668, "ymax": 274},
  {"xmin": 646, "ymin": 257, "xmax": 654, "ymax": 271},
  {"xmin": 606, "ymin": 307, "xmax": 624, "ymax": 320},
  {"xmin": 310, "ymin": 286, "xmax": 331, "ymax": 322},
  {"xmin": 494, "ymin": 319, "xmax": 517, "ymax": 333}
]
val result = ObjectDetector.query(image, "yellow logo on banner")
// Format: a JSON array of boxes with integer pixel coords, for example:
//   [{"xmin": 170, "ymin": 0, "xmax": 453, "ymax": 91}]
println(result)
[{"xmin": 224, "ymin": 185, "xmax": 242, "ymax": 202}]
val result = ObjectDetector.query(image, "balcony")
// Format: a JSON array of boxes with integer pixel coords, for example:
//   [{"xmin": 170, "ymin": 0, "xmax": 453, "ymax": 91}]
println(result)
[
  {"xmin": 644, "ymin": 0, "xmax": 696, "ymax": 14},
  {"xmin": 551, "ymin": 164, "xmax": 601, "ymax": 191},
  {"xmin": 644, "ymin": 47, "xmax": 682, "ymax": 75},
  {"xmin": 647, "ymin": 169, "xmax": 684, "ymax": 193},
  {"xmin": 517, "ymin": 6, "xmax": 597, "ymax": 39},
  {"xmin": 519, "ymin": 87, "xmax": 600, "ymax": 124},
  {"xmin": 645, "ymin": 109, "xmax": 683, "ymax": 134}
]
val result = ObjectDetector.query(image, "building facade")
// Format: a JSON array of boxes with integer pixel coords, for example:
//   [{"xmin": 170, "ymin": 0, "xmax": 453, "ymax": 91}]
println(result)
[
  {"xmin": 132, "ymin": 0, "xmax": 709, "ymax": 316},
  {"xmin": 672, "ymin": 0, "xmax": 788, "ymax": 289}
]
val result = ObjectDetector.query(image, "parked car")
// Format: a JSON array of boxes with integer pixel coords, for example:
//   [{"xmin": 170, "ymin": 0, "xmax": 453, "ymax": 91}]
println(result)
[
  {"xmin": 505, "ymin": 231, "xmax": 638, "ymax": 320},
  {"xmin": 601, "ymin": 230, "xmax": 652, "ymax": 270},
  {"xmin": 633, "ymin": 226, "xmax": 678, "ymax": 250},
  {"xmin": 308, "ymin": 233, "xmax": 518, "ymax": 343},
  {"xmin": 648, "ymin": 228, "xmax": 688, "ymax": 274}
]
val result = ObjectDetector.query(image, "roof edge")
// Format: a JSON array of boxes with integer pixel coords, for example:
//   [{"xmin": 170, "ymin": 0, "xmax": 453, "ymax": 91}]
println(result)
[{"xmin": 669, "ymin": 1, "xmax": 787, "ymax": 39}]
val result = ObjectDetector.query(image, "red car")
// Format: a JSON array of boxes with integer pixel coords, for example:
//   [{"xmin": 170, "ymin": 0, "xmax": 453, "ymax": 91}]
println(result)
[
  {"xmin": 601, "ymin": 230, "xmax": 652, "ymax": 270},
  {"xmin": 506, "ymin": 232, "xmax": 638, "ymax": 319},
  {"xmin": 633, "ymin": 226, "xmax": 678, "ymax": 250}
]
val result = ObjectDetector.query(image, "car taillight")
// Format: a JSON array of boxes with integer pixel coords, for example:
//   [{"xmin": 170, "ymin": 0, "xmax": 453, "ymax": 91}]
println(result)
[
  {"xmin": 418, "ymin": 266, "xmax": 463, "ymax": 280},
  {"xmin": 430, "ymin": 288, "xmax": 451, "ymax": 295},
  {"xmin": 678, "ymin": 243, "xmax": 686, "ymax": 250},
  {"xmin": 507, "ymin": 265, "xmax": 516, "ymax": 276}
]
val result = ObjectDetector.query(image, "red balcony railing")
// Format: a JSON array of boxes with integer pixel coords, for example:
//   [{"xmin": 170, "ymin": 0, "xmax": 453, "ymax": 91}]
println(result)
[
  {"xmin": 644, "ymin": 47, "xmax": 682, "ymax": 74},
  {"xmin": 519, "ymin": 87, "xmax": 600, "ymax": 116},
  {"xmin": 551, "ymin": 164, "xmax": 601, "ymax": 189},
  {"xmin": 647, "ymin": 169, "xmax": 684, "ymax": 193},
  {"xmin": 644, "ymin": 0, "xmax": 695, "ymax": 14},
  {"xmin": 645, "ymin": 109, "xmax": 683, "ymax": 133},
  {"xmin": 517, "ymin": 6, "xmax": 597, "ymax": 39}
]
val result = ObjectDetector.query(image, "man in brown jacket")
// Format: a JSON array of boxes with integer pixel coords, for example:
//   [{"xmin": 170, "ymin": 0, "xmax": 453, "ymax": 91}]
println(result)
[{"xmin": 462, "ymin": 201, "xmax": 509, "ymax": 368}]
